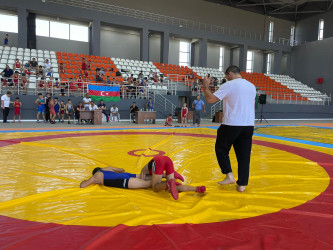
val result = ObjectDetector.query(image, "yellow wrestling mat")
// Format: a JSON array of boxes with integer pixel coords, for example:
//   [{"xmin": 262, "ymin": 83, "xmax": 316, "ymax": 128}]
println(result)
[{"xmin": 0, "ymin": 127, "xmax": 330, "ymax": 227}]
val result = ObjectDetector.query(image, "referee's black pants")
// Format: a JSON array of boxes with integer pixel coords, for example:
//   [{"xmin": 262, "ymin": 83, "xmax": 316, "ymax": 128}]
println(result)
[
  {"xmin": 3, "ymin": 107, "xmax": 10, "ymax": 123},
  {"xmin": 215, "ymin": 124, "xmax": 254, "ymax": 186}
]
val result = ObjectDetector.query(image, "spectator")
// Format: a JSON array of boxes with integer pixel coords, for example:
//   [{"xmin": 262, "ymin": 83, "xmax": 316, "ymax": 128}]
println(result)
[
  {"xmin": 77, "ymin": 75, "xmax": 83, "ymax": 89},
  {"xmin": 98, "ymin": 100, "xmax": 109, "ymax": 122},
  {"xmin": 54, "ymin": 78, "xmax": 60, "ymax": 88},
  {"xmin": 60, "ymin": 80, "xmax": 68, "ymax": 96},
  {"xmin": 160, "ymin": 76, "xmax": 164, "ymax": 86},
  {"xmin": 181, "ymin": 102, "xmax": 188, "ymax": 127},
  {"xmin": 81, "ymin": 58, "xmax": 86, "ymax": 71},
  {"xmin": 46, "ymin": 76, "xmax": 54, "ymax": 93},
  {"xmin": 83, "ymin": 93, "xmax": 91, "ymax": 111},
  {"xmin": 48, "ymin": 97, "xmax": 56, "ymax": 124},
  {"xmin": 34, "ymin": 93, "xmax": 46, "ymax": 123},
  {"xmin": 13, "ymin": 59, "xmax": 22, "ymax": 71},
  {"xmin": 1, "ymin": 65, "xmax": 14, "ymax": 87},
  {"xmin": 110, "ymin": 104, "xmax": 120, "ymax": 122},
  {"xmin": 86, "ymin": 61, "xmax": 91, "ymax": 70},
  {"xmin": 21, "ymin": 73, "xmax": 28, "ymax": 95},
  {"xmin": 164, "ymin": 114, "xmax": 173, "ymax": 126},
  {"xmin": 60, "ymin": 100, "xmax": 65, "ymax": 122},
  {"xmin": 37, "ymin": 65, "xmax": 44, "ymax": 78},
  {"xmin": 105, "ymin": 76, "xmax": 111, "ymax": 85},
  {"xmin": 45, "ymin": 93, "xmax": 51, "ymax": 122},
  {"xmin": 145, "ymin": 97, "xmax": 154, "ymax": 111},
  {"xmin": 75, "ymin": 102, "xmax": 84, "ymax": 124},
  {"xmin": 30, "ymin": 58, "xmax": 38, "ymax": 73},
  {"xmin": 4, "ymin": 34, "xmax": 8, "ymax": 46},
  {"xmin": 95, "ymin": 70, "xmax": 103, "ymax": 82},
  {"xmin": 13, "ymin": 71, "xmax": 20, "ymax": 89},
  {"xmin": 1, "ymin": 91, "xmax": 13, "ymax": 123},
  {"xmin": 54, "ymin": 97, "xmax": 61, "ymax": 122},
  {"xmin": 68, "ymin": 77, "xmax": 77, "ymax": 95},
  {"xmin": 127, "ymin": 74, "xmax": 134, "ymax": 84},
  {"xmin": 149, "ymin": 70, "xmax": 154, "ymax": 80},
  {"xmin": 59, "ymin": 62, "xmax": 65, "ymax": 74},
  {"xmin": 192, "ymin": 95, "xmax": 206, "ymax": 127},
  {"xmin": 116, "ymin": 70, "xmax": 122, "ymax": 77},
  {"xmin": 89, "ymin": 101, "xmax": 99, "ymax": 111},
  {"xmin": 37, "ymin": 77, "xmax": 45, "ymax": 91},
  {"xmin": 65, "ymin": 99, "xmax": 74, "ymax": 124},
  {"xmin": 12, "ymin": 97, "xmax": 22, "ymax": 123},
  {"xmin": 99, "ymin": 68, "xmax": 105, "ymax": 76},
  {"xmin": 44, "ymin": 59, "xmax": 53, "ymax": 77},
  {"xmin": 129, "ymin": 102, "xmax": 139, "ymax": 123}
]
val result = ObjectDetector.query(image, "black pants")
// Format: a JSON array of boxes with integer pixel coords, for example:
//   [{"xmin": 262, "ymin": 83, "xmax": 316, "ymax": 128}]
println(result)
[
  {"xmin": 102, "ymin": 110, "xmax": 109, "ymax": 122},
  {"xmin": 215, "ymin": 125, "xmax": 254, "ymax": 186},
  {"xmin": 3, "ymin": 107, "xmax": 10, "ymax": 123},
  {"xmin": 193, "ymin": 110, "xmax": 202, "ymax": 125}
]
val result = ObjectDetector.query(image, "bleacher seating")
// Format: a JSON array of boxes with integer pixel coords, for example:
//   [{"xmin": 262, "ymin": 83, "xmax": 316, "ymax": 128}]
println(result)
[
  {"xmin": 190, "ymin": 66, "xmax": 225, "ymax": 81},
  {"xmin": 113, "ymin": 58, "xmax": 160, "ymax": 79},
  {"xmin": 56, "ymin": 52, "xmax": 124, "ymax": 84},
  {"xmin": 153, "ymin": 63, "xmax": 196, "ymax": 83},
  {"xmin": 266, "ymin": 74, "xmax": 329, "ymax": 102},
  {"xmin": 241, "ymin": 72, "xmax": 308, "ymax": 101}
]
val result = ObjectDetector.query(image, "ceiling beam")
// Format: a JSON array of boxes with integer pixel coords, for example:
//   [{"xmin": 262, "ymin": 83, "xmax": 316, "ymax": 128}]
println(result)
[
  {"xmin": 269, "ymin": 10, "xmax": 326, "ymax": 14},
  {"xmin": 270, "ymin": 3, "xmax": 296, "ymax": 13},
  {"xmin": 328, "ymin": 0, "xmax": 333, "ymax": 10},
  {"xmin": 236, "ymin": 2, "xmax": 284, "ymax": 7},
  {"xmin": 262, "ymin": 0, "xmax": 267, "ymax": 15}
]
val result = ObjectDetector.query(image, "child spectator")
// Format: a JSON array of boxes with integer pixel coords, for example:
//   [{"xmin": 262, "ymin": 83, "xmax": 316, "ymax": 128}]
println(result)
[
  {"xmin": 68, "ymin": 77, "xmax": 77, "ymax": 95},
  {"xmin": 13, "ymin": 71, "xmax": 20, "ymax": 89},
  {"xmin": 37, "ymin": 77, "xmax": 45, "ymax": 91},
  {"xmin": 48, "ymin": 97, "xmax": 56, "ymax": 124},
  {"xmin": 60, "ymin": 100, "xmax": 65, "ymax": 122},
  {"xmin": 34, "ymin": 93, "xmax": 46, "ymax": 123},
  {"xmin": 54, "ymin": 78, "xmax": 60, "ymax": 88},
  {"xmin": 54, "ymin": 97, "xmax": 61, "ymax": 122},
  {"xmin": 13, "ymin": 59, "xmax": 22, "ymax": 71},
  {"xmin": 165, "ymin": 114, "xmax": 173, "ymax": 126},
  {"xmin": 77, "ymin": 75, "xmax": 83, "ymax": 89},
  {"xmin": 4, "ymin": 34, "xmax": 8, "ymax": 46},
  {"xmin": 37, "ymin": 65, "xmax": 44, "ymax": 78},
  {"xmin": 59, "ymin": 63, "xmax": 65, "ymax": 74},
  {"xmin": 181, "ymin": 102, "xmax": 188, "ymax": 127},
  {"xmin": 81, "ymin": 58, "xmax": 86, "ymax": 71},
  {"xmin": 65, "ymin": 99, "xmax": 73, "ymax": 124},
  {"xmin": 47, "ymin": 76, "xmax": 54, "ymax": 93},
  {"xmin": 60, "ymin": 80, "xmax": 68, "ymax": 96},
  {"xmin": 12, "ymin": 97, "xmax": 22, "ymax": 123},
  {"xmin": 21, "ymin": 73, "xmax": 29, "ymax": 95}
]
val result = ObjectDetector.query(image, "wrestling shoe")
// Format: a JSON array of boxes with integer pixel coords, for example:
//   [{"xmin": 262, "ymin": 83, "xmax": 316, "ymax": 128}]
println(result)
[
  {"xmin": 167, "ymin": 179, "xmax": 179, "ymax": 200},
  {"xmin": 196, "ymin": 186, "xmax": 206, "ymax": 193},
  {"xmin": 174, "ymin": 171, "xmax": 184, "ymax": 182}
]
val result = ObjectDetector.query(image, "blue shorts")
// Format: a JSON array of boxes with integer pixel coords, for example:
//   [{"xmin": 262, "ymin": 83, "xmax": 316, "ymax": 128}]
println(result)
[
  {"xmin": 100, "ymin": 170, "xmax": 136, "ymax": 189},
  {"xmin": 38, "ymin": 105, "xmax": 45, "ymax": 113}
]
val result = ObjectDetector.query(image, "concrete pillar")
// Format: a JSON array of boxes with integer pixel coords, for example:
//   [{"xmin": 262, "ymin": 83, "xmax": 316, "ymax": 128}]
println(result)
[
  {"xmin": 140, "ymin": 28, "xmax": 149, "ymax": 62},
  {"xmin": 273, "ymin": 50, "xmax": 282, "ymax": 74},
  {"xmin": 17, "ymin": 7, "xmax": 27, "ymax": 48},
  {"xmin": 230, "ymin": 48, "xmax": 234, "ymax": 65},
  {"xmin": 91, "ymin": 19, "xmax": 100, "ymax": 56},
  {"xmin": 160, "ymin": 31, "xmax": 169, "ymax": 63},
  {"xmin": 263, "ymin": 53, "xmax": 268, "ymax": 73},
  {"xmin": 285, "ymin": 53, "xmax": 291, "ymax": 75},
  {"xmin": 198, "ymin": 38, "xmax": 207, "ymax": 67},
  {"xmin": 239, "ymin": 44, "xmax": 248, "ymax": 71}
]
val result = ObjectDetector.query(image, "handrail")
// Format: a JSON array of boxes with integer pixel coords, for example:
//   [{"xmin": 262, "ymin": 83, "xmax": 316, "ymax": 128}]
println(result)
[{"xmin": 47, "ymin": 0, "xmax": 294, "ymax": 45}]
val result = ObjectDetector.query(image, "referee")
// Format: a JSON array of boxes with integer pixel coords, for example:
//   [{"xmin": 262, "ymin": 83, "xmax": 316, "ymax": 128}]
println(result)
[{"xmin": 202, "ymin": 66, "xmax": 256, "ymax": 192}]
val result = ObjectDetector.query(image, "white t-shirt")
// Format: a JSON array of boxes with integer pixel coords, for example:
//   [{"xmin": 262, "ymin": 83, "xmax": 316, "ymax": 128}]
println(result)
[
  {"xmin": 110, "ymin": 107, "xmax": 118, "ymax": 114},
  {"xmin": 44, "ymin": 63, "xmax": 52, "ymax": 70},
  {"xmin": 1, "ymin": 94, "xmax": 10, "ymax": 108},
  {"xmin": 213, "ymin": 78, "xmax": 256, "ymax": 126},
  {"xmin": 83, "ymin": 97, "xmax": 91, "ymax": 108},
  {"xmin": 89, "ymin": 105, "xmax": 99, "ymax": 111}
]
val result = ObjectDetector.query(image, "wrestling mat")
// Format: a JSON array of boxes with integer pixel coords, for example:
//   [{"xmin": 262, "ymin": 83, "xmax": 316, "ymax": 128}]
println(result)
[{"xmin": 0, "ymin": 125, "xmax": 332, "ymax": 249}]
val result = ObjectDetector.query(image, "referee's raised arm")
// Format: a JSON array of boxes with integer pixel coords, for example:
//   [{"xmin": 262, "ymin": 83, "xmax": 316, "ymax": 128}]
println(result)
[{"xmin": 202, "ymin": 76, "xmax": 220, "ymax": 103}]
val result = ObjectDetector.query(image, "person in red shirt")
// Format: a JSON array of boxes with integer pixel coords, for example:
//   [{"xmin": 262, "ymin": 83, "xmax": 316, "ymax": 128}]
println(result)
[
  {"xmin": 68, "ymin": 77, "xmax": 77, "ymax": 95},
  {"xmin": 77, "ymin": 75, "xmax": 83, "ymax": 89},
  {"xmin": 164, "ymin": 114, "xmax": 173, "ymax": 126},
  {"xmin": 59, "ymin": 63, "xmax": 65, "ymax": 74},
  {"xmin": 13, "ymin": 59, "xmax": 22, "ymax": 71},
  {"xmin": 13, "ymin": 71, "xmax": 20, "ymax": 91},
  {"xmin": 37, "ymin": 77, "xmax": 45, "ymax": 91},
  {"xmin": 12, "ymin": 97, "xmax": 22, "ymax": 123},
  {"xmin": 21, "ymin": 73, "xmax": 29, "ymax": 95},
  {"xmin": 46, "ymin": 76, "xmax": 54, "ymax": 93},
  {"xmin": 81, "ymin": 58, "xmax": 86, "ymax": 71},
  {"xmin": 181, "ymin": 102, "xmax": 188, "ymax": 127}
]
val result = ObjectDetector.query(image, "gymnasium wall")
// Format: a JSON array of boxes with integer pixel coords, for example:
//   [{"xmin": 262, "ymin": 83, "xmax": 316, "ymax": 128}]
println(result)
[
  {"xmin": 0, "ymin": 31, "xmax": 18, "ymax": 48},
  {"xmin": 295, "ymin": 10, "xmax": 333, "ymax": 43},
  {"xmin": 36, "ymin": 36, "xmax": 89, "ymax": 55},
  {"xmin": 291, "ymin": 37, "xmax": 333, "ymax": 96}
]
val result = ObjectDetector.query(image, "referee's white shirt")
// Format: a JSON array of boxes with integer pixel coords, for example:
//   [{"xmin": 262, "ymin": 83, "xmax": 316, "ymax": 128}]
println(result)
[{"xmin": 213, "ymin": 78, "xmax": 256, "ymax": 126}]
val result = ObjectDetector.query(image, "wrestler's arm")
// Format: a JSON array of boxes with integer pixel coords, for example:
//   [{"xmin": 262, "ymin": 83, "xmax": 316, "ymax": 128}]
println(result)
[{"xmin": 140, "ymin": 164, "xmax": 150, "ymax": 180}]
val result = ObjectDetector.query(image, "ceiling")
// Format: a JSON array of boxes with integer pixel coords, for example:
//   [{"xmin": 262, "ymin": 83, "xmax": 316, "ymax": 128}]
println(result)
[{"xmin": 203, "ymin": 0, "xmax": 333, "ymax": 21}]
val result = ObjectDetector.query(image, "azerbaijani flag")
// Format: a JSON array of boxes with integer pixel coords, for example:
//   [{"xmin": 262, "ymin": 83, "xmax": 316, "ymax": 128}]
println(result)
[{"xmin": 87, "ymin": 85, "xmax": 120, "ymax": 102}]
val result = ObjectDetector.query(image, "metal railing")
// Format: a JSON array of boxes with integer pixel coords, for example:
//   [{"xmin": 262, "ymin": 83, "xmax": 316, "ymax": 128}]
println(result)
[
  {"xmin": 210, "ymin": 100, "xmax": 223, "ymax": 119},
  {"xmin": 152, "ymin": 91, "xmax": 176, "ymax": 116},
  {"xmin": 267, "ymin": 92, "xmax": 331, "ymax": 105},
  {"xmin": 47, "ymin": 0, "xmax": 295, "ymax": 45}
]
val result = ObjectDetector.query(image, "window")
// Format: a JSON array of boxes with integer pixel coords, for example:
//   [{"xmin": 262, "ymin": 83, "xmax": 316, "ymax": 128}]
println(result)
[
  {"xmin": 318, "ymin": 19, "xmax": 324, "ymax": 40},
  {"xmin": 179, "ymin": 41, "xmax": 190, "ymax": 67},
  {"xmin": 70, "ymin": 24, "xmax": 89, "ymax": 42},
  {"xmin": 266, "ymin": 54, "xmax": 272, "ymax": 74},
  {"xmin": 50, "ymin": 21, "xmax": 69, "ymax": 39},
  {"xmin": 269, "ymin": 21, "xmax": 274, "ymax": 43},
  {"xmin": 36, "ymin": 19, "xmax": 50, "ymax": 37},
  {"xmin": 0, "ymin": 13, "xmax": 18, "ymax": 33},
  {"xmin": 290, "ymin": 26, "xmax": 295, "ymax": 46},
  {"xmin": 36, "ymin": 18, "xmax": 88, "ymax": 42},
  {"xmin": 246, "ymin": 51, "xmax": 254, "ymax": 73},
  {"xmin": 219, "ymin": 47, "xmax": 224, "ymax": 71}
]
